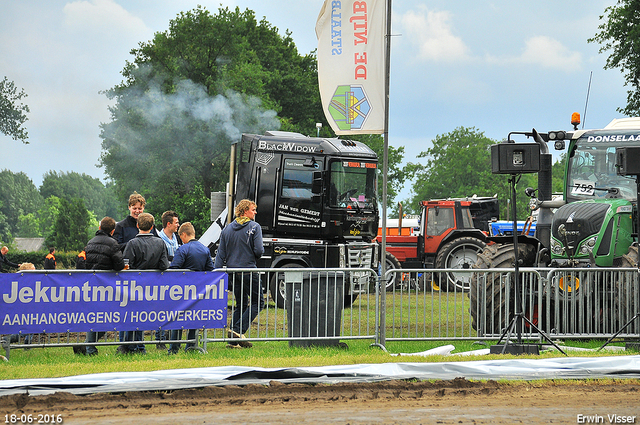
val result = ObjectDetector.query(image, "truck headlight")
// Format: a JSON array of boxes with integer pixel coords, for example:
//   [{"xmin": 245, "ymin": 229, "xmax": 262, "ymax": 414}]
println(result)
[
  {"xmin": 579, "ymin": 236, "xmax": 597, "ymax": 255},
  {"xmin": 550, "ymin": 238, "xmax": 564, "ymax": 255}
]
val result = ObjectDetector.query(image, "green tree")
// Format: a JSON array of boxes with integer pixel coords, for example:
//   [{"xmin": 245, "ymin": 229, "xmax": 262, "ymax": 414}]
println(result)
[
  {"xmin": 589, "ymin": 1, "xmax": 640, "ymax": 116},
  {"xmin": 17, "ymin": 213, "xmax": 40, "ymax": 238},
  {"xmin": 100, "ymin": 6, "xmax": 325, "ymax": 233},
  {"xmin": 39, "ymin": 171, "xmax": 119, "ymax": 220},
  {"xmin": 0, "ymin": 76, "xmax": 30, "ymax": 143},
  {"xmin": 129, "ymin": 6, "xmax": 323, "ymax": 134},
  {"xmin": 404, "ymin": 128, "xmax": 568, "ymax": 221},
  {"xmin": 405, "ymin": 127, "xmax": 535, "ymax": 220},
  {"xmin": 38, "ymin": 196, "xmax": 62, "ymax": 240},
  {"xmin": 407, "ymin": 127, "xmax": 501, "ymax": 203},
  {"xmin": 0, "ymin": 170, "xmax": 44, "ymax": 238},
  {"xmin": 46, "ymin": 198, "xmax": 92, "ymax": 251}
]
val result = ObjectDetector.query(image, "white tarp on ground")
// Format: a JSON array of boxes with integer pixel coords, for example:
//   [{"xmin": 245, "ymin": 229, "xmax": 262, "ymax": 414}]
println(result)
[{"xmin": 1, "ymin": 355, "xmax": 639, "ymax": 396}]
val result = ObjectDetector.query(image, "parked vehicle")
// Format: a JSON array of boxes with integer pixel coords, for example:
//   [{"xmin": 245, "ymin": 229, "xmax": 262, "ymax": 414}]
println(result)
[
  {"xmin": 471, "ymin": 114, "xmax": 640, "ymax": 334},
  {"xmin": 378, "ymin": 197, "xmax": 498, "ymax": 291},
  {"xmin": 207, "ymin": 131, "xmax": 379, "ymax": 308}
]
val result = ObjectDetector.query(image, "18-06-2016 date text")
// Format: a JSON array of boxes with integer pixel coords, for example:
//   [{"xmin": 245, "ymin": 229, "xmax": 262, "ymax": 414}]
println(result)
[{"xmin": 5, "ymin": 414, "xmax": 63, "ymax": 424}]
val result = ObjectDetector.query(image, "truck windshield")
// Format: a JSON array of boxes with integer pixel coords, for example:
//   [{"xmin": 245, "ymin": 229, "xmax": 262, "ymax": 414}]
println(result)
[
  {"xmin": 567, "ymin": 135, "xmax": 637, "ymax": 202},
  {"xmin": 329, "ymin": 160, "xmax": 377, "ymax": 209}
]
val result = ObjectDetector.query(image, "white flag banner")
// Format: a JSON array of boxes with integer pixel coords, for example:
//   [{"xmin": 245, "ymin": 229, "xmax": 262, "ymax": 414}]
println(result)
[{"xmin": 316, "ymin": 0, "xmax": 386, "ymax": 135}]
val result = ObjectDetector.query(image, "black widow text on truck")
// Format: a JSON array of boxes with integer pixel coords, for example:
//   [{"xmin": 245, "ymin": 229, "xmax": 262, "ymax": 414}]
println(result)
[{"xmin": 229, "ymin": 131, "xmax": 379, "ymax": 308}]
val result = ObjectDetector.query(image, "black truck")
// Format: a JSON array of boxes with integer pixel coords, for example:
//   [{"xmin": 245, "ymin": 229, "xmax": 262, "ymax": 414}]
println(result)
[{"xmin": 230, "ymin": 131, "xmax": 379, "ymax": 307}]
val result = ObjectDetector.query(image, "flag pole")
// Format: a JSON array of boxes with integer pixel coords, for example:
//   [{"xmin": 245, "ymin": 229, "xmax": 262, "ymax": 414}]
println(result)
[{"xmin": 378, "ymin": 0, "xmax": 392, "ymax": 348}]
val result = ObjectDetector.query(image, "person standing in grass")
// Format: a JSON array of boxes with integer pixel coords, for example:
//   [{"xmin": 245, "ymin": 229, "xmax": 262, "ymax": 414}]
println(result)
[
  {"xmin": 44, "ymin": 247, "xmax": 56, "ymax": 270},
  {"xmin": 167, "ymin": 222, "xmax": 214, "ymax": 354},
  {"xmin": 73, "ymin": 217, "xmax": 125, "ymax": 356},
  {"xmin": 214, "ymin": 199, "xmax": 264, "ymax": 348},
  {"xmin": 119, "ymin": 213, "xmax": 169, "ymax": 355}
]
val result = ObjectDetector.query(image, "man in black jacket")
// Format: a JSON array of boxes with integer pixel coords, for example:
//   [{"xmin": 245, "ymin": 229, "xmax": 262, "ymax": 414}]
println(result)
[
  {"xmin": 85, "ymin": 217, "xmax": 125, "ymax": 270},
  {"xmin": 43, "ymin": 247, "xmax": 56, "ymax": 270},
  {"xmin": 74, "ymin": 217, "xmax": 125, "ymax": 356},
  {"xmin": 113, "ymin": 192, "xmax": 158, "ymax": 251},
  {"xmin": 0, "ymin": 246, "xmax": 19, "ymax": 272},
  {"xmin": 118, "ymin": 213, "xmax": 168, "ymax": 354}
]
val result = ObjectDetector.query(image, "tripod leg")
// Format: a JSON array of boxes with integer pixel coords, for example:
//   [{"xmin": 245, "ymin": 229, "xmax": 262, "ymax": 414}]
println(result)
[
  {"xmin": 497, "ymin": 315, "xmax": 520, "ymax": 354},
  {"xmin": 598, "ymin": 312, "xmax": 640, "ymax": 351},
  {"xmin": 496, "ymin": 315, "xmax": 517, "ymax": 345},
  {"xmin": 519, "ymin": 314, "xmax": 567, "ymax": 356}
]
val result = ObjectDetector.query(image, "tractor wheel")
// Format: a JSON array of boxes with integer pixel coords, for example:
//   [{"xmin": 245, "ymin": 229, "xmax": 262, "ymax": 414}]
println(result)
[
  {"xmin": 469, "ymin": 243, "xmax": 538, "ymax": 334},
  {"xmin": 435, "ymin": 236, "xmax": 486, "ymax": 292},
  {"xmin": 617, "ymin": 245, "xmax": 639, "ymax": 334},
  {"xmin": 383, "ymin": 252, "xmax": 402, "ymax": 291}
]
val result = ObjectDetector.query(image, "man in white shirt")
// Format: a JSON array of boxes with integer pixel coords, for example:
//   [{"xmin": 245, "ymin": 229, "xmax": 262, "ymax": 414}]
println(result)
[
  {"xmin": 159, "ymin": 211, "xmax": 180, "ymax": 261},
  {"xmin": 156, "ymin": 210, "xmax": 180, "ymax": 350}
]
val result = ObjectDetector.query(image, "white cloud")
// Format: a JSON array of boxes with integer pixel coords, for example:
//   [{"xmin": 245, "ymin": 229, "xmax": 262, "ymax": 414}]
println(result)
[
  {"xmin": 63, "ymin": 0, "xmax": 149, "ymax": 40},
  {"xmin": 486, "ymin": 36, "xmax": 582, "ymax": 72},
  {"xmin": 398, "ymin": 8, "xmax": 469, "ymax": 62},
  {"xmin": 520, "ymin": 36, "xmax": 583, "ymax": 70}
]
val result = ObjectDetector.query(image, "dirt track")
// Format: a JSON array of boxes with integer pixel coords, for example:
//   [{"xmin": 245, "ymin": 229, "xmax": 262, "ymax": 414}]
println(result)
[{"xmin": 1, "ymin": 378, "xmax": 639, "ymax": 424}]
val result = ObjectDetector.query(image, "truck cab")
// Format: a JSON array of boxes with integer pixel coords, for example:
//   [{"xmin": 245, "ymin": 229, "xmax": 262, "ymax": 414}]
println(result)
[{"xmin": 234, "ymin": 131, "xmax": 379, "ymax": 307}]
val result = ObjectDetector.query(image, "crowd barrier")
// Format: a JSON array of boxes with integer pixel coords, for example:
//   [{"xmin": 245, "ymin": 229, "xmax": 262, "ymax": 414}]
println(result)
[
  {"xmin": 1, "ymin": 266, "xmax": 639, "ymax": 360},
  {"xmin": 384, "ymin": 267, "xmax": 640, "ymax": 342}
]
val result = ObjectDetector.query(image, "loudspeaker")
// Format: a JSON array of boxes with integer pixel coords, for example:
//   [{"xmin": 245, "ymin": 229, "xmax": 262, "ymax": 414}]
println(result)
[
  {"xmin": 616, "ymin": 147, "xmax": 640, "ymax": 176},
  {"xmin": 491, "ymin": 143, "xmax": 541, "ymax": 174}
]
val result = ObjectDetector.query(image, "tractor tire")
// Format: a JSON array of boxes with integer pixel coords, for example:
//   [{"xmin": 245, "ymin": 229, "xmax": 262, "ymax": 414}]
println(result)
[
  {"xmin": 435, "ymin": 236, "xmax": 486, "ymax": 292},
  {"xmin": 617, "ymin": 245, "xmax": 639, "ymax": 334},
  {"xmin": 469, "ymin": 243, "xmax": 538, "ymax": 334},
  {"xmin": 383, "ymin": 252, "xmax": 402, "ymax": 291}
]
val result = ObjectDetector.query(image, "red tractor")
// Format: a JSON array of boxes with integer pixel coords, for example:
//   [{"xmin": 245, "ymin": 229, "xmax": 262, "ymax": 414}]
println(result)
[{"xmin": 378, "ymin": 197, "xmax": 498, "ymax": 291}]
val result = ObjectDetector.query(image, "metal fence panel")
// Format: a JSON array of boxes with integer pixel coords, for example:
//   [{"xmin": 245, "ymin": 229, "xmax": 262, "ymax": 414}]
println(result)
[
  {"xmin": 3, "ymin": 266, "xmax": 639, "ymax": 359},
  {"xmin": 200, "ymin": 267, "xmax": 378, "ymax": 349}
]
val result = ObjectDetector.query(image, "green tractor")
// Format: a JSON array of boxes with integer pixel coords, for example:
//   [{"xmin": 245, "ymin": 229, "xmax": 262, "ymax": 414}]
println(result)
[{"xmin": 471, "ymin": 115, "xmax": 639, "ymax": 336}]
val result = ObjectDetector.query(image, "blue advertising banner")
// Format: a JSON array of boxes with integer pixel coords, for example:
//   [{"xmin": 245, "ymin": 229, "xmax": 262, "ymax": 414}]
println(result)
[{"xmin": 0, "ymin": 270, "xmax": 227, "ymax": 334}]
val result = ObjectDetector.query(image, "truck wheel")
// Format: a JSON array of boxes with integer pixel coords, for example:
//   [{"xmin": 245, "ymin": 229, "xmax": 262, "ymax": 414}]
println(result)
[
  {"xmin": 617, "ymin": 245, "xmax": 639, "ymax": 334},
  {"xmin": 383, "ymin": 252, "xmax": 402, "ymax": 291},
  {"xmin": 269, "ymin": 263, "xmax": 301, "ymax": 309},
  {"xmin": 469, "ymin": 243, "xmax": 538, "ymax": 334},
  {"xmin": 435, "ymin": 236, "xmax": 486, "ymax": 292}
]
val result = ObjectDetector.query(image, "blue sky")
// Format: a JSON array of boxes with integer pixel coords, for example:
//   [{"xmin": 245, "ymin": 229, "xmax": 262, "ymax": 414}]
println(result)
[{"xmin": 0, "ymin": 0, "xmax": 626, "ymax": 202}]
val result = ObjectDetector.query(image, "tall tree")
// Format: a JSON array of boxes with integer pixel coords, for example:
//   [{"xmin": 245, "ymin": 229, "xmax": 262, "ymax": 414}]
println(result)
[
  {"xmin": 39, "ymin": 171, "xmax": 119, "ymax": 220},
  {"xmin": 46, "ymin": 198, "xmax": 93, "ymax": 251},
  {"xmin": 0, "ymin": 170, "xmax": 43, "ymax": 240},
  {"xmin": 589, "ymin": 1, "xmax": 640, "ymax": 116},
  {"xmin": 38, "ymin": 196, "xmax": 62, "ymax": 240},
  {"xmin": 404, "ymin": 127, "xmax": 567, "ymax": 221},
  {"xmin": 405, "ymin": 127, "xmax": 534, "ymax": 219},
  {"xmin": 407, "ymin": 127, "xmax": 501, "ymax": 202},
  {"xmin": 100, "ymin": 6, "xmax": 329, "ymax": 232},
  {"xmin": 0, "ymin": 76, "xmax": 30, "ymax": 143}
]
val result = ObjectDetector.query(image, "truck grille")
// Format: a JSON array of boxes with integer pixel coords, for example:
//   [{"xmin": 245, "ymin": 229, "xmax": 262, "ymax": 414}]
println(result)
[{"xmin": 347, "ymin": 244, "xmax": 375, "ymax": 268}]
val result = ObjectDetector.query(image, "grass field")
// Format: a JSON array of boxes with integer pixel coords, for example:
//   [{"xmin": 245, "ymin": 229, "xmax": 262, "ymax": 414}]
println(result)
[{"xmin": 2, "ymin": 289, "xmax": 637, "ymax": 380}]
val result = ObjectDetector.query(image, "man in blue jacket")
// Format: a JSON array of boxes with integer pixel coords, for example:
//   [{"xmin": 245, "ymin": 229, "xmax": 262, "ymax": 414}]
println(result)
[
  {"xmin": 214, "ymin": 199, "xmax": 264, "ymax": 348},
  {"xmin": 168, "ymin": 222, "xmax": 214, "ymax": 354}
]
